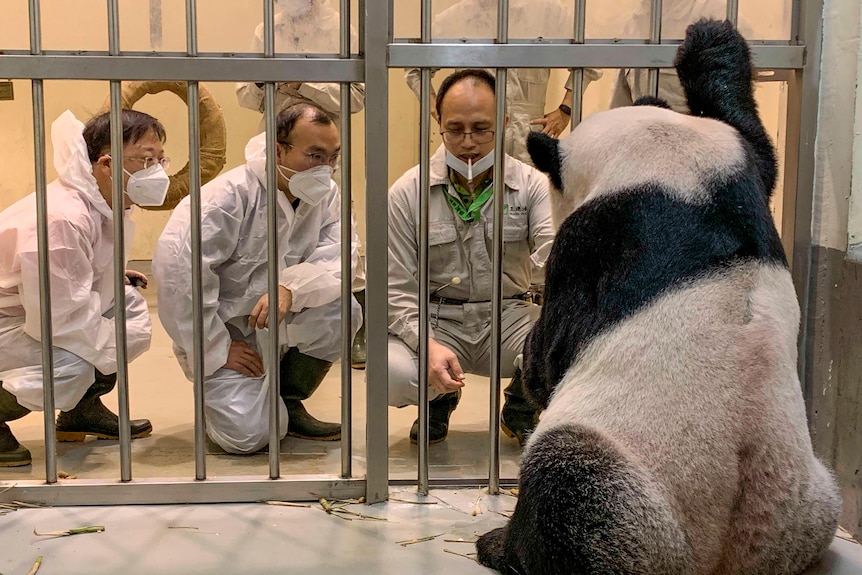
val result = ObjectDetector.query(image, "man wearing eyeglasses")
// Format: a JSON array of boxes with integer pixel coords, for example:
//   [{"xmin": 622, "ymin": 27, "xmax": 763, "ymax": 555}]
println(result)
[
  {"xmin": 154, "ymin": 102, "xmax": 361, "ymax": 455},
  {"xmin": 388, "ymin": 69, "xmax": 555, "ymax": 447},
  {"xmin": 0, "ymin": 109, "xmax": 168, "ymax": 467}
]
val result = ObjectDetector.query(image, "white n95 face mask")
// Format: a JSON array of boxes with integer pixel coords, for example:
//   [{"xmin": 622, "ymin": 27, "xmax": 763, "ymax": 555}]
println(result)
[
  {"xmin": 445, "ymin": 149, "xmax": 495, "ymax": 182},
  {"xmin": 278, "ymin": 164, "xmax": 333, "ymax": 206},
  {"xmin": 124, "ymin": 164, "xmax": 170, "ymax": 207}
]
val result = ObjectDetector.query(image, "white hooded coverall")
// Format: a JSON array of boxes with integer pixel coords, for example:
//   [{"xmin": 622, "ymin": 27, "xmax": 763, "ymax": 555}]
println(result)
[
  {"xmin": 235, "ymin": 0, "xmax": 364, "ymax": 132},
  {"xmin": 387, "ymin": 146, "xmax": 555, "ymax": 407},
  {"xmin": 404, "ymin": 0, "xmax": 600, "ymax": 164},
  {"xmin": 0, "ymin": 111, "xmax": 152, "ymax": 412},
  {"xmin": 153, "ymin": 133, "xmax": 362, "ymax": 454}
]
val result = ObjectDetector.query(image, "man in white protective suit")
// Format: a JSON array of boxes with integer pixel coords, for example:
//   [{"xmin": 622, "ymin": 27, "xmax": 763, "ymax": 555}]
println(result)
[
  {"xmin": 0, "ymin": 109, "xmax": 169, "ymax": 467},
  {"xmin": 154, "ymin": 102, "xmax": 361, "ymax": 455},
  {"xmin": 235, "ymin": 0, "xmax": 369, "ymax": 370},
  {"xmin": 610, "ymin": 0, "xmax": 759, "ymax": 112},
  {"xmin": 404, "ymin": 0, "xmax": 601, "ymax": 164},
  {"xmin": 388, "ymin": 70, "xmax": 555, "ymax": 447}
]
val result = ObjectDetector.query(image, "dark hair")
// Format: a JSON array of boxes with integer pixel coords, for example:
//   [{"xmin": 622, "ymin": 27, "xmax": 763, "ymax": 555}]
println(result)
[
  {"xmin": 83, "ymin": 109, "xmax": 167, "ymax": 163},
  {"xmin": 435, "ymin": 68, "xmax": 496, "ymax": 119},
  {"xmin": 276, "ymin": 102, "xmax": 334, "ymax": 145}
]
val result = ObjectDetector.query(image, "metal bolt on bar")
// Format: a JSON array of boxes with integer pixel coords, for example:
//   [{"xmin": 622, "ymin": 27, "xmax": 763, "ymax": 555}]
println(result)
[
  {"xmin": 648, "ymin": 0, "xmax": 663, "ymax": 97},
  {"xmin": 263, "ymin": 0, "xmax": 281, "ymax": 480},
  {"xmin": 186, "ymin": 0, "xmax": 207, "ymax": 482},
  {"xmin": 339, "ymin": 0, "xmax": 354, "ymax": 480},
  {"xmin": 29, "ymin": 0, "xmax": 58, "ymax": 485},
  {"xmin": 417, "ymin": 0, "xmax": 433, "ymax": 496},
  {"xmin": 488, "ymin": 0, "xmax": 510, "ymax": 496},
  {"xmin": 570, "ymin": 0, "xmax": 586, "ymax": 130},
  {"xmin": 108, "ymin": 0, "xmax": 133, "ymax": 483}
]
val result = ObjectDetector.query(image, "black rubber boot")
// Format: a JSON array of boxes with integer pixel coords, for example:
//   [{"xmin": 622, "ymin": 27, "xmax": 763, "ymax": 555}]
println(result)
[
  {"xmin": 351, "ymin": 289, "xmax": 367, "ymax": 370},
  {"xmin": 500, "ymin": 369, "xmax": 540, "ymax": 447},
  {"xmin": 280, "ymin": 348, "xmax": 340, "ymax": 441},
  {"xmin": 409, "ymin": 390, "xmax": 462, "ymax": 445},
  {"xmin": 0, "ymin": 385, "xmax": 32, "ymax": 467},
  {"xmin": 55, "ymin": 371, "xmax": 153, "ymax": 442}
]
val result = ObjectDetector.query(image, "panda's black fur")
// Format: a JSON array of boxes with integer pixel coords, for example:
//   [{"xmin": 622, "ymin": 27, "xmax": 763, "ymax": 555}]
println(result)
[{"xmin": 476, "ymin": 20, "xmax": 840, "ymax": 575}]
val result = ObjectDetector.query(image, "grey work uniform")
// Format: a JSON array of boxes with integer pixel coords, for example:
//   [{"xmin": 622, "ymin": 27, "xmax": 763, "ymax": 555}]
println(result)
[{"xmin": 387, "ymin": 145, "xmax": 555, "ymax": 407}]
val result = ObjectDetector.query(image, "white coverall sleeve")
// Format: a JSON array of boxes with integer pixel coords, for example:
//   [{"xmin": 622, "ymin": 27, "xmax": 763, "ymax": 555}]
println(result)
[
  {"xmin": 156, "ymin": 196, "xmax": 245, "ymax": 378},
  {"xmin": 279, "ymin": 192, "xmax": 359, "ymax": 312},
  {"xmin": 404, "ymin": 68, "xmax": 443, "ymax": 101},
  {"xmin": 296, "ymin": 81, "xmax": 366, "ymax": 114},
  {"xmin": 387, "ymin": 181, "xmax": 434, "ymax": 353},
  {"xmin": 19, "ymin": 217, "xmax": 151, "ymax": 375},
  {"xmin": 236, "ymin": 28, "xmax": 266, "ymax": 112},
  {"xmin": 526, "ymin": 174, "xmax": 556, "ymax": 283}
]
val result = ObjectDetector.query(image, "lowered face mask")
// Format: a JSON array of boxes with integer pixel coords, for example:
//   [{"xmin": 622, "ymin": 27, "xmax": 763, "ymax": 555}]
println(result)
[
  {"xmin": 278, "ymin": 164, "xmax": 332, "ymax": 206},
  {"xmin": 445, "ymin": 149, "xmax": 494, "ymax": 182},
  {"xmin": 124, "ymin": 163, "xmax": 170, "ymax": 207}
]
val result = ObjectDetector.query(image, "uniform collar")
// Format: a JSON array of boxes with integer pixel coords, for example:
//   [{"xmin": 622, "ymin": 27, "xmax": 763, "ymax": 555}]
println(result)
[{"xmin": 429, "ymin": 144, "xmax": 523, "ymax": 191}]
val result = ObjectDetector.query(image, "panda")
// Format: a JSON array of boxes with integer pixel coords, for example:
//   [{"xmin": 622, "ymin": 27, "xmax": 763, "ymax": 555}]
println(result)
[{"xmin": 476, "ymin": 20, "xmax": 841, "ymax": 575}]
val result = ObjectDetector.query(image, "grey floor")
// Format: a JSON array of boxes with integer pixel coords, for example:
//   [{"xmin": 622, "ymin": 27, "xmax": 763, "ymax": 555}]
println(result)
[
  {"xmin": 1, "ymin": 267, "xmax": 860, "ymax": 573},
  {"xmin": 0, "ymin": 488, "xmax": 860, "ymax": 575}
]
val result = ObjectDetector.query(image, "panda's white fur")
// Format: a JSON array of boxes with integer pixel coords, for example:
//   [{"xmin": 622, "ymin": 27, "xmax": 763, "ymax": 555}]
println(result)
[{"xmin": 476, "ymin": 20, "xmax": 840, "ymax": 575}]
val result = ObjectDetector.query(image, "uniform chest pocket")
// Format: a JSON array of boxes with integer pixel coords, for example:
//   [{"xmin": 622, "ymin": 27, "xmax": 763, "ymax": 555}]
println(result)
[
  {"xmin": 485, "ymin": 214, "xmax": 529, "ymax": 242},
  {"xmin": 428, "ymin": 220, "xmax": 461, "ymax": 275}
]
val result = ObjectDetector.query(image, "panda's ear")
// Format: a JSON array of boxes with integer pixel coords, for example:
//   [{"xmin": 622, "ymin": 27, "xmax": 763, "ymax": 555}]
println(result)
[{"xmin": 527, "ymin": 132, "xmax": 563, "ymax": 190}]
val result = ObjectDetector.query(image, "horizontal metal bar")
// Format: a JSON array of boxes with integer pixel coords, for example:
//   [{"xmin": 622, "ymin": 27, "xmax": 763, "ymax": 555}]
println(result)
[
  {"xmin": 0, "ymin": 55, "xmax": 364, "ymax": 81},
  {"xmin": 0, "ymin": 477, "xmax": 366, "ymax": 506},
  {"xmin": 390, "ymin": 478, "xmax": 519, "ymax": 489},
  {"xmin": 389, "ymin": 43, "xmax": 805, "ymax": 70}
]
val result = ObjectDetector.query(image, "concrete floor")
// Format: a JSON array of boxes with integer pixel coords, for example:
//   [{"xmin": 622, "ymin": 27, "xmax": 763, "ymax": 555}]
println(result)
[
  {"xmin": 0, "ymin": 488, "xmax": 860, "ymax": 575},
  {"xmin": 1, "ymin": 270, "xmax": 860, "ymax": 573}
]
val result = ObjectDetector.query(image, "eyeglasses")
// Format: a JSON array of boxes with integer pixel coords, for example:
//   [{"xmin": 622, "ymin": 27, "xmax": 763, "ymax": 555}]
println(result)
[
  {"xmin": 280, "ymin": 142, "xmax": 340, "ymax": 167},
  {"xmin": 125, "ymin": 156, "xmax": 171, "ymax": 170},
  {"xmin": 440, "ymin": 130, "xmax": 495, "ymax": 145}
]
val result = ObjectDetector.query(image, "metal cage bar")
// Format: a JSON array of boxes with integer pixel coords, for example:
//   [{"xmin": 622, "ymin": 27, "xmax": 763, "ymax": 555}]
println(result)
[
  {"xmin": 29, "ymin": 0, "xmax": 58, "ymax": 485},
  {"xmin": 185, "ymin": 0, "xmax": 207, "ymax": 481},
  {"xmin": 107, "ymin": 0, "xmax": 133, "ymax": 483},
  {"xmin": 362, "ymin": 0, "xmax": 391, "ymax": 505},
  {"xmin": 727, "ymin": 0, "xmax": 739, "ymax": 27},
  {"xmin": 488, "ymin": 0, "xmax": 510, "ymax": 496},
  {"xmin": 339, "ymin": 0, "xmax": 354, "ymax": 480},
  {"xmin": 570, "ymin": 0, "xmax": 587, "ymax": 130},
  {"xmin": 416, "ymin": 0, "xmax": 433, "ymax": 496},
  {"xmin": 648, "ymin": 0, "xmax": 663, "ymax": 96},
  {"xmin": 263, "ymin": 0, "xmax": 281, "ymax": 480}
]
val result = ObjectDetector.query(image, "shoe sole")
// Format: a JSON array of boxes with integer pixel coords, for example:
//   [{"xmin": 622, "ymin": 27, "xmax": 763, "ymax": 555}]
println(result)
[
  {"xmin": 56, "ymin": 427, "xmax": 153, "ymax": 442},
  {"xmin": 409, "ymin": 436, "xmax": 447, "ymax": 445},
  {"xmin": 0, "ymin": 458, "xmax": 32, "ymax": 467},
  {"xmin": 286, "ymin": 431, "xmax": 341, "ymax": 442},
  {"xmin": 351, "ymin": 362, "xmax": 366, "ymax": 370}
]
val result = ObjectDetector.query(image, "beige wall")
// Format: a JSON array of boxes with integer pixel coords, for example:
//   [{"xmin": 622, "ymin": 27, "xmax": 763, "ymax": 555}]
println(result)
[{"xmin": 1, "ymin": 0, "xmax": 792, "ymax": 260}]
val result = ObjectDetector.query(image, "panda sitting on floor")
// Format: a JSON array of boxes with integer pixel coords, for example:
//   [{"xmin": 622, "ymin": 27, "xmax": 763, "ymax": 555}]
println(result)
[{"xmin": 476, "ymin": 19, "xmax": 840, "ymax": 575}]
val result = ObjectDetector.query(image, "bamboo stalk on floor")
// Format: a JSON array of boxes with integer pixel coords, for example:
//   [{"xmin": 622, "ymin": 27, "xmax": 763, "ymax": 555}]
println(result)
[{"xmin": 26, "ymin": 556, "xmax": 42, "ymax": 575}]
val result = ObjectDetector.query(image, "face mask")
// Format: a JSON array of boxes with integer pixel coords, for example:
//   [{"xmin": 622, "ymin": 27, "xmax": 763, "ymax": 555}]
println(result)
[
  {"xmin": 278, "ymin": 164, "xmax": 332, "ymax": 206},
  {"xmin": 124, "ymin": 164, "xmax": 170, "ymax": 207},
  {"xmin": 445, "ymin": 149, "xmax": 494, "ymax": 182}
]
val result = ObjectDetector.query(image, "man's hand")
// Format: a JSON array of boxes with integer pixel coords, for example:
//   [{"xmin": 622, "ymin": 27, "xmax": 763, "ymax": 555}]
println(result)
[
  {"xmin": 249, "ymin": 286, "xmax": 293, "ymax": 329},
  {"xmin": 427, "ymin": 338, "xmax": 466, "ymax": 395},
  {"xmin": 223, "ymin": 340, "xmax": 265, "ymax": 378},
  {"xmin": 531, "ymin": 107, "xmax": 570, "ymax": 138},
  {"xmin": 124, "ymin": 270, "xmax": 148, "ymax": 289}
]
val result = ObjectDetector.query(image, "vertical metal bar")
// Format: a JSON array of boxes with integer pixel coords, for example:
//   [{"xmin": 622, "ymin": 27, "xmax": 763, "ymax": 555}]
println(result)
[
  {"xmin": 570, "ymin": 0, "xmax": 586, "ymax": 130},
  {"xmin": 489, "ymin": 0, "xmax": 509, "ymax": 496},
  {"xmin": 726, "ymin": 0, "xmax": 739, "ymax": 27},
  {"xmin": 339, "ymin": 0, "xmax": 353, "ymax": 479},
  {"xmin": 29, "ymin": 0, "xmax": 57, "ymax": 485},
  {"xmin": 648, "ymin": 0, "xmax": 662, "ymax": 96},
  {"xmin": 417, "ymin": 0, "xmax": 433, "ymax": 496},
  {"xmin": 107, "ymin": 0, "xmax": 133, "ymax": 482},
  {"xmin": 263, "ymin": 0, "xmax": 281, "ymax": 480},
  {"xmin": 791, "ymin": 0, "xmax": 802, "ymax": 43},
  {"xmin": 363, "ymin": 0, "xmax": 391, "ymax": 504},
  {"xmin": 185, "ymin": 0, "xmax": 206, "ymax": 482},
  {"xmin": 791, "ymin": 0, "xmax": 825, "ymax": 417}
]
